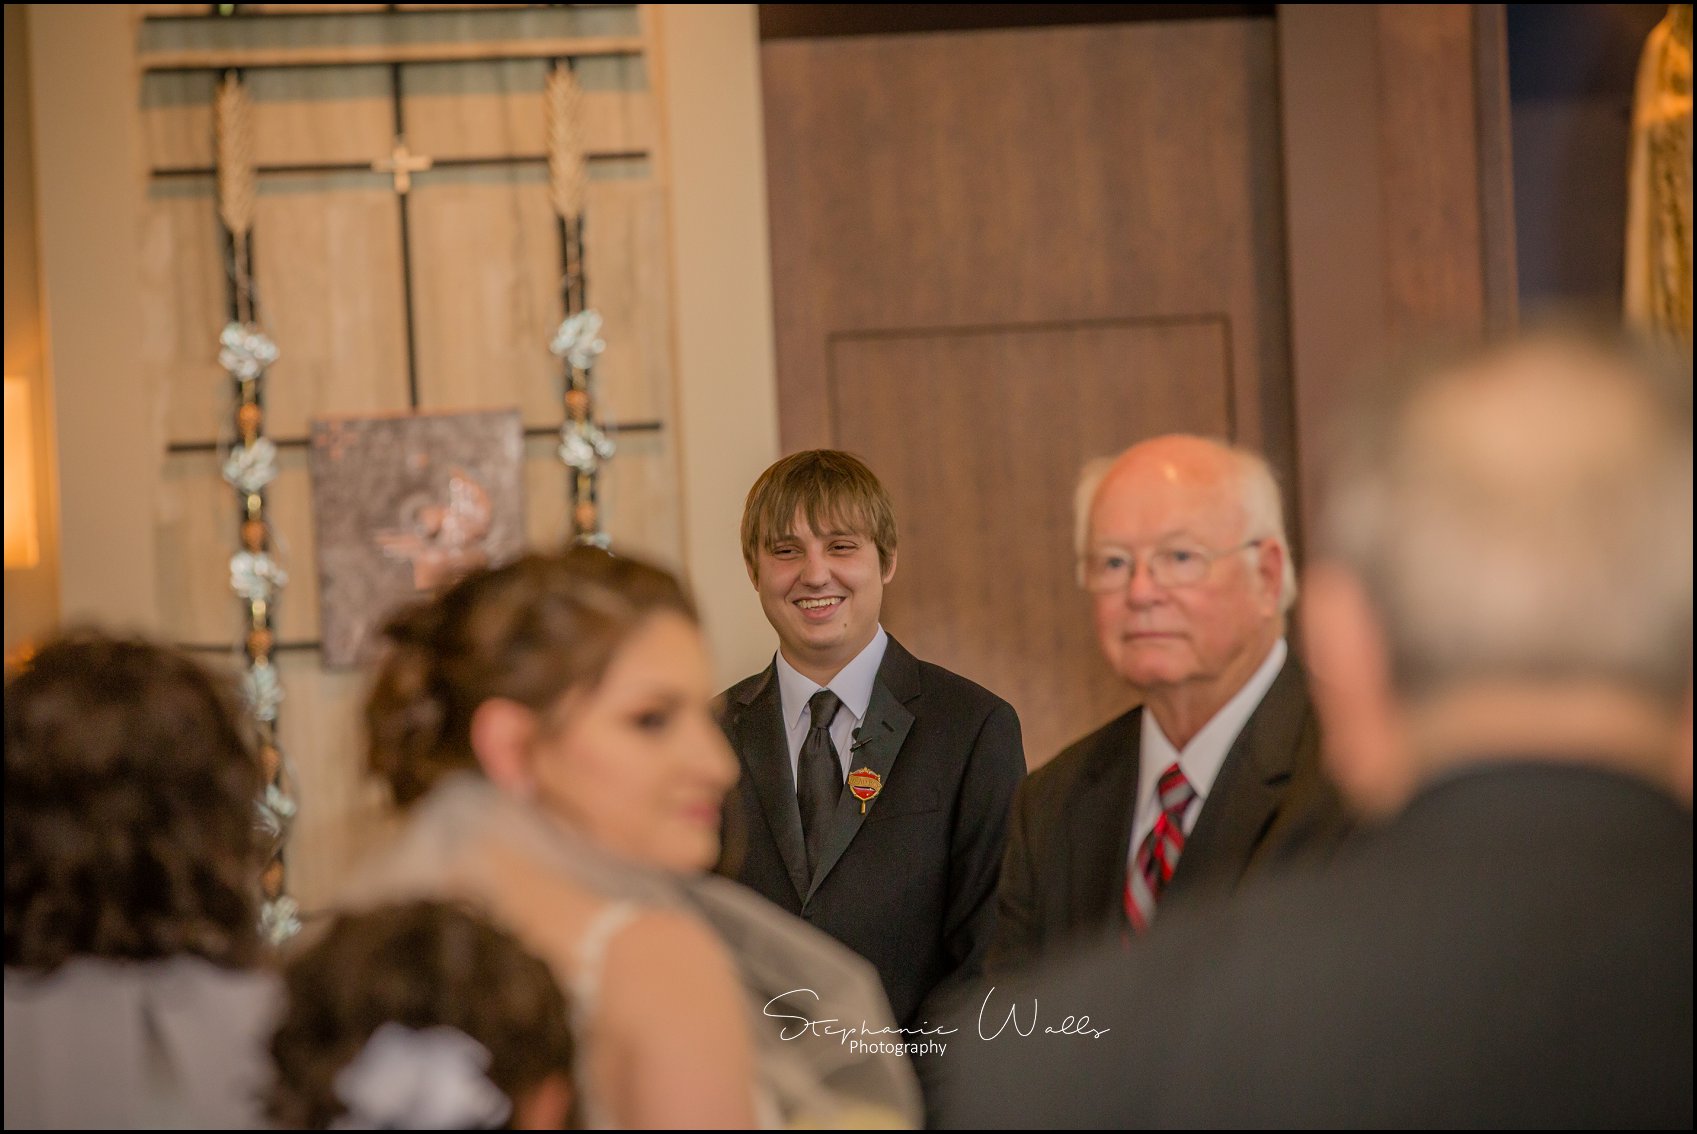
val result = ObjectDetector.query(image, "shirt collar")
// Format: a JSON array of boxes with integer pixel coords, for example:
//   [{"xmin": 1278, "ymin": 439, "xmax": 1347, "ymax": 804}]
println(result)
[
  {"xmin": 1138, "ymin": 637, "xmax": 1288, "ymax": 806},
  {"xmin": 774, "ymin": 625, "xmax": 890, "ymax": 731}
]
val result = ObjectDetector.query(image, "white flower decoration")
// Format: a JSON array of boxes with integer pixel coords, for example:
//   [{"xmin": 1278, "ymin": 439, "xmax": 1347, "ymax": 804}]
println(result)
[
  {"xmin": 332, "ymin": 1024, "xmax": 512, "ymax": 1131},
  {"xmin": 557, "ymin": 420, "xmax": 617, "ymax": 474},
  {"xmin": 256, "ymin": 784, "xmax": 298, "ymax": 840},
  {"xmin": 243, "ymin": 661, "xmax": 284, "ymax": 722},
  {"xmin": 549, "ymin": 308, "xmax": 606, "ymax": 370},
  {"xmin": 230, "ymin": 550, "xmax": 288, "ymax": 602},
  {"xmin": 260, "ymin": 896, "xmax": 302, "ymax": 947},
  {"xmin": 222, "ymin": 438, "xmax": 279, "ymax": 495},
  {"xmin": 218, "ymin": 322, "xmax": 280, "ymax": 382}
]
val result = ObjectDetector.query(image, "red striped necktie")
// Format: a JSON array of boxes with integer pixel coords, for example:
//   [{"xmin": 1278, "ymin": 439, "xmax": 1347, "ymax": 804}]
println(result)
[{"xmin": 1124, "ymin": 762, "xmax": 1196, "ymax": 933}]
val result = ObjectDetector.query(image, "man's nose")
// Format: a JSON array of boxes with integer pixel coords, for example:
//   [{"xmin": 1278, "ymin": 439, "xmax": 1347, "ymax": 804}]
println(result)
[
  {"xmin": 799, "ymin": 547, "xmax": 831, "ymax": 584},
  {"xmin": 1124, "ymin": 559, "xmax": 1165, "ymax": 605}
]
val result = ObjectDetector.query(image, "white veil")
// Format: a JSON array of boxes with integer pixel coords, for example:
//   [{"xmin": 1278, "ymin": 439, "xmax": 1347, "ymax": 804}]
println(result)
[{"xmin": 336, "ymin": 775, "xmax": 922, "ymax": 1129}]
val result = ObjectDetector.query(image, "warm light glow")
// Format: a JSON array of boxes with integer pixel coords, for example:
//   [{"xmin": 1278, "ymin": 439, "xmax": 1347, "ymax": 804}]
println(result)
[{"xmin": 5, "ymin": 377, "xmax": 41, "ymax": 569}]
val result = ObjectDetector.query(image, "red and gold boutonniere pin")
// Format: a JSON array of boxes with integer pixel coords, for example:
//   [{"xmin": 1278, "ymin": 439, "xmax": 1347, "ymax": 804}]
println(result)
[{"xmin": 846, "ymin": 767, "xmax": 883, "ymax": 814}]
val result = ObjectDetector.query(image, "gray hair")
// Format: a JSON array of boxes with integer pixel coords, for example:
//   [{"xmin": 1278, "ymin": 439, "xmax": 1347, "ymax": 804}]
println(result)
[
  {"xmin": 1074, "ymin": 438, "xmax": 1298, "ymax": 612},
  {"xmin": 1319, "ymin": 333, "xmax": 1693, "ymax": 706},
  {"xmin": 1073, "ymin": 457, "xmax": 1116, "ymax": 563}
]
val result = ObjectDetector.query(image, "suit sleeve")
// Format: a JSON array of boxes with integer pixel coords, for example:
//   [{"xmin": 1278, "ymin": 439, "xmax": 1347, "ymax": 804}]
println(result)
[
  {"xmin": 984, "ymin": 773, "xmax": 1040, "ymax": 976},
  {"xmin": 922, "ymin": 699, "xmax": 1025, "ymax": 1016}
]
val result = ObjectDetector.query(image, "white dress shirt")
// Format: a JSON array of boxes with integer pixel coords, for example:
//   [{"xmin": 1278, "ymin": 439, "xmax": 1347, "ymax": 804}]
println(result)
[
  {"xmin": 1128, "ymin": 637, "xmax": 1289, "ymax": 864},
  {"xmin": 774, "ymin": 625, "xmax": 890, "ymax": 787}
]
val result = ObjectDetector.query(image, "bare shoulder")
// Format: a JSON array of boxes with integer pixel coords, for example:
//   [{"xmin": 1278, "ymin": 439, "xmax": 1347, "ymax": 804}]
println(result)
[
  {"xmin": 600, "ymin": 908, "xmax": 743, "ymax": 1009},
  {"xmin": 595, "ymin": 908, "xmax": 760, "ymax": 1126}
]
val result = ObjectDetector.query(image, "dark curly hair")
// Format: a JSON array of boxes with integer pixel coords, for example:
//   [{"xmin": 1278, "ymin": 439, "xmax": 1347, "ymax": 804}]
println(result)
[
  {"xmin": 4, "ymin": 631, "xmax": 264, "ymax": 971},
  {"xmin": 266, "ymin": 900, "xmax": 575, "ymax": 1128},
  {"xmin": 367, "ymin": 545, "xmax": 697, "ymax": 805}
]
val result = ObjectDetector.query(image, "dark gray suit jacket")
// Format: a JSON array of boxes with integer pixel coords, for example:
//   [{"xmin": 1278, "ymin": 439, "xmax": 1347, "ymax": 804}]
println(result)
[
  {"xmin": 720, "ymin": 635, "xmax": 1025, "ymax": 1026},
  {"xmin": 988, "ymin": 654, "xmax": 1349, "ymax": 972},
  {"xmin": 945, "ymin": 764, "xmax": 1695, "ymax": 1128}
]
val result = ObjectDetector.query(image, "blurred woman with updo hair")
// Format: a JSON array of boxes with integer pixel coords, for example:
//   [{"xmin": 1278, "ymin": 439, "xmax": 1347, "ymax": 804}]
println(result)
[
  {"xmin": 343, "ymin": 546, "xmax": 919, "ymax": 1128},
  {"xmin": 4, "ymin": 632, "xmax": 279, "ymax": 1128}
]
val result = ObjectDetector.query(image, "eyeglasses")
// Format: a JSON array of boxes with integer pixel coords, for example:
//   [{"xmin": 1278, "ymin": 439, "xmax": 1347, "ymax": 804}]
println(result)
[{"xmin": 1078, "ymin": 539, "xmax": 1264, "ymax": 593}]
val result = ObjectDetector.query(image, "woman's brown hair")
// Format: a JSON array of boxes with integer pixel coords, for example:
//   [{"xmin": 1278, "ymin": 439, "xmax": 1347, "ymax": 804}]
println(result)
[
  {"xmin": 367, "ymin": 545, "xmax": 698, "ymax": 805},
  {"xmin": 4, "ymin": 631, "xmax": 264, "ymax": 970}
]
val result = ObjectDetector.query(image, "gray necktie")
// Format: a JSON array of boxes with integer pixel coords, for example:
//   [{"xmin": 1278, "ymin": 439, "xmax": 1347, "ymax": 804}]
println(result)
[{"xmin": 797, "ymin": 688, "xmax": 844, "ymax": 874}]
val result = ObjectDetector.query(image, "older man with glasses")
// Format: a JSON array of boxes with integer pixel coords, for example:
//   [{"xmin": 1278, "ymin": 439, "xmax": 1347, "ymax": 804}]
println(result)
[
  {"xmin": 949, "ymin": 335, "xmax": 1692, "ymax": 1128},
  {"xmin": 987, "ymin": 434, "xmax": 1350, "ymax": 972}
]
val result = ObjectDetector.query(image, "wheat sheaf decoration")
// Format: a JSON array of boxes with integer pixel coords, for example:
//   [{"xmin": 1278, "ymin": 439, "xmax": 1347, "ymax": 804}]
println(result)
[
  {"xmin": 545, "ymin": 61, "xmax": 587, "ymax": 224},
  {"xmin": 214, "ymin": 73, "xmax": 258, "ymax": 321}
]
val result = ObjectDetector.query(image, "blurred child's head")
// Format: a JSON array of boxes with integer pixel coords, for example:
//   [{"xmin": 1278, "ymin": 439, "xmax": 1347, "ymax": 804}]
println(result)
[{"xmin": 268, "ymin": 900, "xmax": 574, "ymax": 1129}]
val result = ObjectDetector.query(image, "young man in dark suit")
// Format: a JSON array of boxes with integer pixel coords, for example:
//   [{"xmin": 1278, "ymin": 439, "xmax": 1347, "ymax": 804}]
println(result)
[{"xmin": 720, "ymin": 450, "xmax": 1025, "ymax": 1028}]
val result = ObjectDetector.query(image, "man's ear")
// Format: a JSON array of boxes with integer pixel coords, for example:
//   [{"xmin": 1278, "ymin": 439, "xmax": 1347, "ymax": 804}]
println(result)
[
  {"xmin": 469, "ymin": 698, "xmax": 539, "ymax": 799},
  {"xmin": 745, "ymin": 555, "xmax": 760, "ymax": 589},
  {"xmin": 1301, "ymin": 562, "xmax": 1412, "ymax": 819},
  {"xmin": 1255, "ymin": 538, "xmax": 1287, "ymax": 613},
  {"xmin": 881, "ymin": 546, "xmax": 898, "ymax": 586}
]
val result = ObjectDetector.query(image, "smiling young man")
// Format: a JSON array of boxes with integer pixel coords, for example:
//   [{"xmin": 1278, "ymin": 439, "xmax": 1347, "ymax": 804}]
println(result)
[{"xmin": 719, "ymin": 450, "xmax": 1025, "ymax": 1030}]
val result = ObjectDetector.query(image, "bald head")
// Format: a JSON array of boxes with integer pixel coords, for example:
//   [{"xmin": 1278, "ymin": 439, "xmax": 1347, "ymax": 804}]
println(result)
[
  {"xmin": 1082, "ymin": 436, "xmax": 1297, "ymax": 611},
  {"xmin": 1323, "ymin": 336, "xmax": 1693, "ymax": 705},
  {"xmin": 1100, "ymin": 436, "xmax": 1239, "ymax": 500}
]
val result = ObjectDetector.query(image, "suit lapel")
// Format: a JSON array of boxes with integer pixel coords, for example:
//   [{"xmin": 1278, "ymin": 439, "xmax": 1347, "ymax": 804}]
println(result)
[
  {"xmin": 729, "ymin": 665, "xmax": 810, "ymax": 901},
  {"xmin": 1070, "ymin": 709, "xmax": 1143, "ymax": 932},
  {"xmin": 1167, "ymin": 656, "xmax": 1313, "ymax": 904},
  {"xmin": 804, "ymin": 638, "xmax": 919, "ymax": 904}
]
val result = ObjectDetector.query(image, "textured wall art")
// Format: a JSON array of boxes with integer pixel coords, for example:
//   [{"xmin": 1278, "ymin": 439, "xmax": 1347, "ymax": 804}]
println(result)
[{"xmin": 308, "ymin": 409, "xmax": 526, "ymax": 668}]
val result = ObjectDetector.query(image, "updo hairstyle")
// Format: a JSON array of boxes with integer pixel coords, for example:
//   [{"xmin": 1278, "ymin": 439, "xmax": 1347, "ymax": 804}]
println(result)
[{"xmin": 366, "ymin": 546, "xmax": 697, "ymax": 805}]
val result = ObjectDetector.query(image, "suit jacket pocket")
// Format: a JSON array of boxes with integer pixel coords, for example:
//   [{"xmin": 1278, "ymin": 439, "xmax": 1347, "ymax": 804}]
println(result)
[{"xmin": 864, "ymin": 786, "xmax": 944, "ymax": 824}]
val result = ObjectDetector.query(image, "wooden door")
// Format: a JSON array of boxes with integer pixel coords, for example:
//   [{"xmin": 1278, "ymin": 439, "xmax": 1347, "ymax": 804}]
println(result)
[{"xmin": 762, "ymin": 18, "xmax": 1292, "ymax": 764}]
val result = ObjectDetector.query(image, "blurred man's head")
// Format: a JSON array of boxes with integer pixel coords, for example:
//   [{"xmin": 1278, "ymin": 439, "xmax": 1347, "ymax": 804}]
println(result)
[
  {"xmin": 1304, "ymin": 333, "xmax": 1694, "ymax": 814},
  {"xmin": 1078, "ymin": 436, "xmax": 1295, "ymax": 746}
]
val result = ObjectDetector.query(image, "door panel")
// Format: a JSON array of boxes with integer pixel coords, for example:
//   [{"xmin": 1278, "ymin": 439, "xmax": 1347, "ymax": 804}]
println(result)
[
  {"xmin": 831, "ymin": 317, "xmax": 1232, "ymax": 760},
  {"xmin": 763, "ymin": 17, "xmax": 1290, "ymax": 763}
]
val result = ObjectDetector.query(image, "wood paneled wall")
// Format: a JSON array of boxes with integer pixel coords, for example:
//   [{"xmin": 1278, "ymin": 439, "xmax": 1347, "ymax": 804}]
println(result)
[
  {"xmin": 763, "ymin": 6, "xmax": 1512, "ymax": 762},
  {"xmin": 762, "ymin": 18, "xmax": 1291, "ymax": 762},
  {"xmin": 1280, "ymin": 3, "xmax": 1515, "ymax": 549}
]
